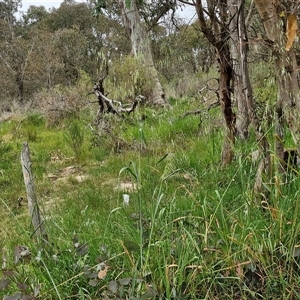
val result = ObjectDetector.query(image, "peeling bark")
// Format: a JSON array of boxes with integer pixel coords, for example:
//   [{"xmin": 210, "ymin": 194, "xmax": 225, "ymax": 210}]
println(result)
[
  {"xmin": 195, "ymin": 0, "xmax": 236, "ymax": 165},
  {"xmin": 229, "ymin": 0, "xmax": 251, "ymax": 139},
  {"xmin": 254, "ymin": 0, "xmax": 300, "ymax": 190}
]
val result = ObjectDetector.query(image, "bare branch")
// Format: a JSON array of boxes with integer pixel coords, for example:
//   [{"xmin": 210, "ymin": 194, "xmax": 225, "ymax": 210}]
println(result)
[
  {"xmin": 245, "ymin": 0, "xmax": 255, "ymax": 28},
  {"xmin": 180, "ymin": 101, "xmax": 220, "ymax": 118},
  {"xmin": 93, "ymin": 79, "xmax": 144, "ymax": 120},
  {"xmin": 178, "ymin": 0, "xmax": 196, "ymax": 6}
]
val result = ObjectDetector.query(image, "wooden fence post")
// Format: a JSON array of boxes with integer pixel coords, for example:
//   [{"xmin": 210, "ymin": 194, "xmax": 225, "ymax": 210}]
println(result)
[{"xmin": 21, "ymin": 142, "xmax": 48, "ymax": 243}]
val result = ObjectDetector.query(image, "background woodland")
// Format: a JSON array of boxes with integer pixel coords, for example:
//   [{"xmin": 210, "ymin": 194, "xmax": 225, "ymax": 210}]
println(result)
[{"xmin": 1, "ymin": 0, "xmax": 300, "ymax": 299}]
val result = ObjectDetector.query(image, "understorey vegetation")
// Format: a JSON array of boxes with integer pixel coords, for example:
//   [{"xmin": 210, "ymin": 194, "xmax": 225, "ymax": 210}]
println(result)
[
  {"xmin": 1, "ymin": 85, "xmax": 300, "ymax": 299},
  {"xmin": 1, "ymin": 0, "xmax": 300, "ymax": 299}
]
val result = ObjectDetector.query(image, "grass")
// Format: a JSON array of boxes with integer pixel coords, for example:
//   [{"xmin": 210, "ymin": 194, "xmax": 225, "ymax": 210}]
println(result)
[{"xmin": 1, "ymin": 98, "xmax": 300, "ymax": 299}]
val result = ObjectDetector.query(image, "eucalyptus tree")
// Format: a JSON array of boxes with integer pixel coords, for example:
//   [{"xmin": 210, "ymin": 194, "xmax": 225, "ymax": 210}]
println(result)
[
  {"xmin": 43, "ymin": 0, "xmax": 98, "ymax": 80},
  {"xmin": 152, "ymin": 20, "xmax": 214, "ymax": 94},
  {"xmin": 21, "ymin": 5, "xmax": 49, "ymax": 26},
  {"xmin": 178, "ymin": 0, "xmax": 236, "ymax": 164},
  {"xmin": 4, "ymin": 0, "xmax": 129, "ymax": 99},
  {"xmin": 177, "ymin": 0, "xmax": 266, "ymax": 166},
  {"xmin": 0, "ymin": 0, "xmax": 20, "ymax": 31},
  {"xmin": 227, "ymin": 0, "xmax": 271, "ymax": 193},
  {"xmin": 38, "ymin": 1, "xmax": 124, "ymax": 85},
  {"xmin": 43, "ymin": 0, "xmax": 94, "ymax": 34},
  {"xmin": 94, "ymin": 0, "xmax": 176, "ymax": 106},
  {"xmin": 228, "ymin": 0, "xmax": 256, "ymax": 139},
  {"xmin": 253, "ymin": 1, "xmax": 300, "ymax": 179},
  {"xmin": 0, "ymin": 0, "xmax": 30, "ymax": 104}
]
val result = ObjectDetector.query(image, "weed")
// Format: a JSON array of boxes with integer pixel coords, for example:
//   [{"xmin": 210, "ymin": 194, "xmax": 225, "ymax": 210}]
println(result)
[{"xmin": 63, "ymin": 120, "xmax": 85, "ymax": 163}]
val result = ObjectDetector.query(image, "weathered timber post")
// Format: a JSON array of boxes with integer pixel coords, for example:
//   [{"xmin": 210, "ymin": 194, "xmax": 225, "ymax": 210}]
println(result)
[{"xmin": 21, "ymin": 142, "xmax": 48, "ymax": 243}]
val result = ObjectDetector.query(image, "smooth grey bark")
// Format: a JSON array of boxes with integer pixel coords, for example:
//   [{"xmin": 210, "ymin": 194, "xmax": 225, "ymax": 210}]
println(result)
[{"xmin": 117, "ymin": 0, "xmax": 167, "ymax": 106}]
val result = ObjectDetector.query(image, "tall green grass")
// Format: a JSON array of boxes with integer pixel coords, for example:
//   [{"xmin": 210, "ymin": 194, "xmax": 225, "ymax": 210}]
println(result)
[{"xmin": 1, "ymin": 98, "xmax": 300, "ymax": 299}]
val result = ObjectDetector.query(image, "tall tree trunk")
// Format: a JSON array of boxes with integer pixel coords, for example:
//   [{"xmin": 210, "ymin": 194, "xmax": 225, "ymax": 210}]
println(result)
[
  {"xmin": 217, "ymin": 42, "xmax": 236, "ymax": 164},
  {"xmin": 16, "ymin": 69, "xmax": 24, "ymax": 105},
  {"xmin": 229, "ymin": 0, "xmax": 251, "ymax": 139},
  {"xmin": 228, "ymin": 0, "xmax": 270, "ymax": 193},
  {"xmin": 117, "ymin": 0, "xmax": 167, "ymax": 106},
  {"xmin": 195, "ymin": 0, "xmax": 236, "ymax": 165},
  {"xmin": 254, "ymin": 1, "xmax": 300, "ymax": 174}
]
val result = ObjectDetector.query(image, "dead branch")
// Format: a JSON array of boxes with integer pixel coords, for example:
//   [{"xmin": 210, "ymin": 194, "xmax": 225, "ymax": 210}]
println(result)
[
  {"xmin": 180, "ymin": 101, "xmax": 220, "ymax": 118},
  {"xmin": 92, "ymin": 79, "xmax": 145, "ymax": 119}
]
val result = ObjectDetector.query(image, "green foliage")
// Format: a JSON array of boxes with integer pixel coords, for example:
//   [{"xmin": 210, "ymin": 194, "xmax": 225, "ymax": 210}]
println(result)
[
  {"xmin": 24, "ymin": 113, "xmax": 45, "ymax": 127},
  {"xmin": 1, "ymin": 98, "xmax": 300, "ymax": 299},
  {"xmin": 0, "ymin": 0, "xmax": 299, "ymax": 296},
  {"xmin": 23, "ymin": 5, "xmax": 49, "ymax": 25},
  {"xmin": 20, "ymin": 113, "xmax": 45, "ymax": 142},
  {"xmin": 63, "ymin": 120, "xmax": 85, "ymax": 162},
  {"xmin": 106, "ymin": 55, "xmax": 155, "ymax": 101},
  {"xmin": 125, "ymin": 0, "xmax": 132, "ymax": 9},
  {"xmin": 31, "ymin": 79, "xmax": 91, "ymax": 126}
]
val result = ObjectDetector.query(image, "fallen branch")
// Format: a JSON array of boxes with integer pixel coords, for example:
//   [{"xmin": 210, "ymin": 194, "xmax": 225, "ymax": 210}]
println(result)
[
  {"xmin": 92, "ymin": 79, "xmax": 145, "ymax": 119},
  {"xmin": 180, "ymin": 101, "xmax": 220, "ymax": 118}
]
